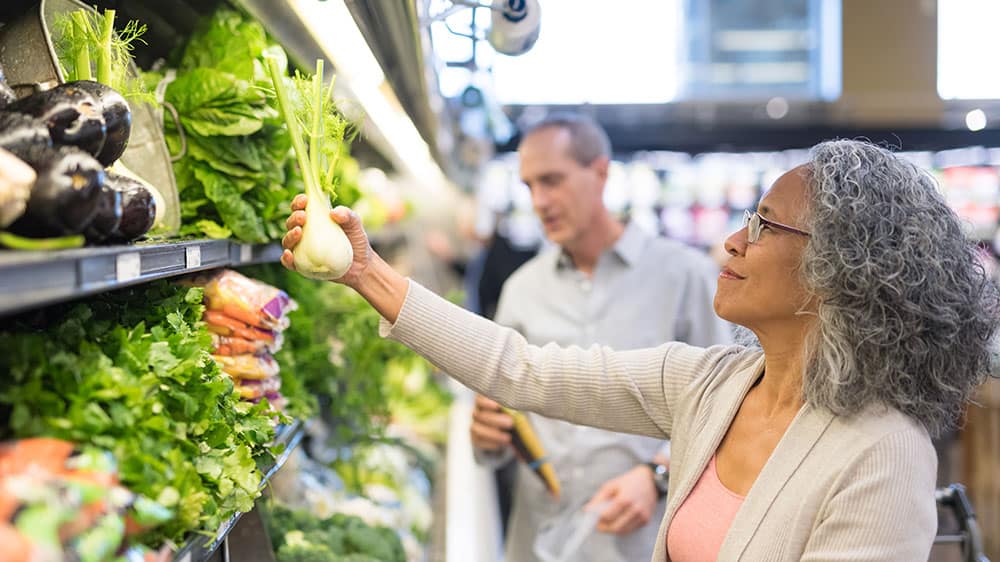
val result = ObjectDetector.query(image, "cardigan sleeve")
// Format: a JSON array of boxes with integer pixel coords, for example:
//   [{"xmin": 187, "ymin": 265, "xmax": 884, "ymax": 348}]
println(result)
[
  {"xmin": 799, "ymin": 427, "xmax": 938, "ymax": 561},
  {"xmin": 381, "ymin": 280, "xmax": 737, "ymax": 439}
]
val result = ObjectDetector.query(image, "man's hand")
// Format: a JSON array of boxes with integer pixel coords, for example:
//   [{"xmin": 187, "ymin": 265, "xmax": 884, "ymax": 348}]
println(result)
[
  {"xmin": 584, "ymin": 465, "xmax": 659, "ymax": 535},
  {"xmin": 470, "ymin": 395, "xmax": 514, "ymax": 452}
]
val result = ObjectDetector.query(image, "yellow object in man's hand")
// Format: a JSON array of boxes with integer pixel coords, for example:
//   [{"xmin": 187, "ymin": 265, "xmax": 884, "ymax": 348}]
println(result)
[{"xmin": 501, "ymin": 406, "xmax": 561, "ymax": 499}]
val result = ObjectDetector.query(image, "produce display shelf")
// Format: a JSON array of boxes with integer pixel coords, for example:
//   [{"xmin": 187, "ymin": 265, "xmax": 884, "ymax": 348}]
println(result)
[
  {"xmin": 0, "ymin": 240, "xmax": 283, "ymax": 316},
  {"xmin": 171, "ymin": 419, "xmax": 306, "ymax": 562}
]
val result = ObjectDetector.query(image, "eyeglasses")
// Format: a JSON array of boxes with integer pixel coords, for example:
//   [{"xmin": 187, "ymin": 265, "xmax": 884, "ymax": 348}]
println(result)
[{"xmin": 743, "ymin": 210, "xmax": 811, "ymax": 244}]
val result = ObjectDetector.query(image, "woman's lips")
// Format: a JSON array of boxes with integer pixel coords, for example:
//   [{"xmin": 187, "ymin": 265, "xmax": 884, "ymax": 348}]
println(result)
[{"xmin": 719, "ymin": 267, "xmax": 745, "ymax": 280}]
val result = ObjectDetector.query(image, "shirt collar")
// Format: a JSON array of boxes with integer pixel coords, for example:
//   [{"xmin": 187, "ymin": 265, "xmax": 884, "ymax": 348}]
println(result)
[{"xmin": 554, "ymin": 221, "xmax": 647, "ymax": 271}]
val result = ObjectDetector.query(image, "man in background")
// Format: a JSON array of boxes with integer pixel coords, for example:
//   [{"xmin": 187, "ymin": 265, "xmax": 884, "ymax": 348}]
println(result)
[{"xmin": 471, "ymin": 113, "xmax": 731, "ymax": 561}]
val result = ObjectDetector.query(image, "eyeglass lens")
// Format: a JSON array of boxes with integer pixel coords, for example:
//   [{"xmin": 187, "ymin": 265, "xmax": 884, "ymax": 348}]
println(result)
[{"xmin": 744, "ymin": 211, "xmax": 760, "ymax": 243}]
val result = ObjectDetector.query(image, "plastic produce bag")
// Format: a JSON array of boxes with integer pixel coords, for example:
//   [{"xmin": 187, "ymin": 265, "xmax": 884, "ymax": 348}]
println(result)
[
  {"xmin": 213, "ymin": 353, "xmax": 280, "ymax": 380},
  {"xmin": 211, "ymin": 333, "xmax": 276, "ymax": 356},
  {"xmin": 187, "ymin": 270, "xmax": 297, "ymax": 331},
  {"xmin": 534, "ymin": 500, "xmax": 623, "ymax": 562},
  {"xmin": 235, "ymin": 375, "xmax": 282, "ymax": 400},
  {"xmin": 204, "ymin": 310, "xmax": 279, "ymax": 344}
]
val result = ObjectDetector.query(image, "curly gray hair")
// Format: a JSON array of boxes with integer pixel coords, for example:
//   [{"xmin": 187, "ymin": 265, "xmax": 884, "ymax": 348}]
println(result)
[{"xmin": 801, "ymin": 140, "xmax": 1000, "ymax": 437}]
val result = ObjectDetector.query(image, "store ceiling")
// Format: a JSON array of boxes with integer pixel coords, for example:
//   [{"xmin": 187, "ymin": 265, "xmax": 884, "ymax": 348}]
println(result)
[
  {"xmin": 419, "ymin": 0, "xmax": 1000, "ymax": 158},
  {"xmin": 343, "ymin": 1, "xmax": 438, "ymax": 157},
  {"xmin": 499, "ymin": 103, "xmax": 1000, "ymax": 155}
]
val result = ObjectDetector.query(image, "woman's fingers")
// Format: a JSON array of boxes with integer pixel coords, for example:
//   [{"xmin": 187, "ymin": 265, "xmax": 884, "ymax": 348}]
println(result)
[
  {"xmin": 285, "ymin": 209, "xmax": 306, "ymax": 231},
  {"xmin": 280, "ymin": 249, "xmax": 296, "ymax": 271},
  {"xmin": 331, "ymin": 206, "xmax": 372, "ymax": 258},
  {"xmin": 281, "ymin": 225, "xmax": 302, "ymax": 251},
  {"xmin": 290, "ymin": 193, "xmax": 307, "ymax": 211}
]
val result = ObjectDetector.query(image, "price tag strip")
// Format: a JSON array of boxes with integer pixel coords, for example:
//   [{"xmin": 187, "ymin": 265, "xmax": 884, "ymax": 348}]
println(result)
[
  {"xmin": 115, "ymin": 252, "xmax": 141, "ymax": 282},
  {"xmin": 185, "ymin": 245, "xmax": 202, "ymax": 269}
]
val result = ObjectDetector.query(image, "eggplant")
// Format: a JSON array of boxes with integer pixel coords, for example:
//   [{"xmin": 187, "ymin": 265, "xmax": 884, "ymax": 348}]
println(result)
[
  {"xmin": 82, "ymin": 181, "xmax": 123, "ymax": 243},
  {"xmin": 6, "ymin": 144, "xmax": 105, "ymax": 237},
  {"xmin": 106, "ymin": 173, "xmax": 156, "ymax": 241},
  {"xmin": 9, "ymin": 83, "xmax": 107, "ymax": 158},
  {"xmin": 0, "ymin": 112, "xmax": 52, "ymax": 153},
  {"xmin": 70, "ymin": 81, "xmax": 131, "ymax": 166}
]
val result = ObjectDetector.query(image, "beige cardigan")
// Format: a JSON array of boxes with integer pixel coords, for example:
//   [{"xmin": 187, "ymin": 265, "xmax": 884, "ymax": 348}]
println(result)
[{"xmin": 383, "ymin": 281, "xmax": 938, "ymax": 561}]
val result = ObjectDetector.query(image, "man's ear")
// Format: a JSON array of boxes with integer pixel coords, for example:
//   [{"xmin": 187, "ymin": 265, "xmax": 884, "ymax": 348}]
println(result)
[{"xmin": 590, "ymin": 155, "xmax": 610, "ymax": 183}]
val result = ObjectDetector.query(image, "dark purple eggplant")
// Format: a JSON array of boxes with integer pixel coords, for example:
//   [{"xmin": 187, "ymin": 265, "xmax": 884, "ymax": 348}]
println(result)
[
  {"xmin": 9, "ymin": 83, "xmax": 107, "ymax": 158},
  {"xmin": 82, "ymin": 181, "xmax": 123, "ymax": 243},
  {"xmin": 70, "ymin": 81, "xmax": 131, "ymax": 166},
  {"xmin": 106, "ymin": 173, "xmax": 155, "ymax": 241},
  {"xmin": 0, "ymin": 112, "xmax": 52, "ymax": 153},
  {"xmin": 6, "ymin": 144, "xmax": 105, "ymax": 237}
]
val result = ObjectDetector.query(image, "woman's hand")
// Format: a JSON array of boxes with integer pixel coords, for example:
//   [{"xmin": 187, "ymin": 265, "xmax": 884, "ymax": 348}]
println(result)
[
  {"xmin": 281, "ymin": 193, "xmax": 371, "ymax": 289},
  {"xmin": 281, "ymin": 193, "xmax": 409, "ymax": 323}
]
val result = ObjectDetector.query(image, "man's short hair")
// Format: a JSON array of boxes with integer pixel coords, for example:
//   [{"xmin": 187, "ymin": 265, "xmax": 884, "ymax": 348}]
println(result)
[{"xmin": 519, "ymin": 113, "xmax": 612, "ymax": 166}]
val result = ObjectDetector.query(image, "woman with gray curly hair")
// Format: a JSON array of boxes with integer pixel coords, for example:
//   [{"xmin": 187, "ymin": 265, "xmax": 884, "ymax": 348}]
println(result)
[{"xmin": 281, "ymin": 138, "xmax": 999, "ymax": 561}]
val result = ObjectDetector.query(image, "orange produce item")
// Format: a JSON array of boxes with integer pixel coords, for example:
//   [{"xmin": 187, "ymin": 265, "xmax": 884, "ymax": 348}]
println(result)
[
  {"xmin": 204, "ymin": 310, "xmax": 275, "ymax": 342},
  {"xmin": 187, "ymin": 270, "xmax": 296, "ymax": 331},
  {"xmin": 213, "ymin": 354, "xmax": 280, "ymax": 380}
]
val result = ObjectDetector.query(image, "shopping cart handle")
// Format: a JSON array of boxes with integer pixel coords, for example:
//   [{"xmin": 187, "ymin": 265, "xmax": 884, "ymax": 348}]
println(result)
[{"xmin": 935, "ymin": 483, "xmax": 990, "ymax": 562}]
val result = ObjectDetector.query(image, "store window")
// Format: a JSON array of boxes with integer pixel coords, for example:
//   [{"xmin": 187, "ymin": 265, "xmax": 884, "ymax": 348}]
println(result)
[
  {"xmin": 681, "ymin": 0, "xmax": 840, "ymax": 101},
  {"xmin": 489, "ymin": 0, "xmax": 683, "ymax": 104},
  {"xmin": 430, "ymin": 0, "xmax": 840, "ymax": 104},
  {"xmin": 938, "ymin": 0, "xmax": 1000, "ymax": 100}
]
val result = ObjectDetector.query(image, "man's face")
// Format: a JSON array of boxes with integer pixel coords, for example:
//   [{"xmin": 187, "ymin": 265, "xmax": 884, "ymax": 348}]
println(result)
[{"xmin": 518, "ymin": 127, "xmax": 608, "ymax": 248}]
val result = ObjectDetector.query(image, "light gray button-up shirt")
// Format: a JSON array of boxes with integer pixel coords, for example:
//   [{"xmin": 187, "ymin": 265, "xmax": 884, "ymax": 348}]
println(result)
[{"xmin": 484, "ymin": 222, "xmax": 731, "ymax": 562}]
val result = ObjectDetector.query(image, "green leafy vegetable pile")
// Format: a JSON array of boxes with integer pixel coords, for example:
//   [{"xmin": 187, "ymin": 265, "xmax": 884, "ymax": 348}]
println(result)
[
  {"xmin": 0, "ymin": 282, "xmax": 276, "ymax": 545},
  {"xmin": 147, "ymin": 9, "xmax": 292, "ymax": 242},
  {"xmin": 383, "ymin": 355, "xmax": 452, "ymax": 445},
  {"xmin": 264, "ymin": 503, "xmax": 406, "ymax": 562},
  {"xmin": 243, "ymin": 264, "xmax": 430, "ymax": 444},
  {"xmin": 150, "ymin": 9, "xmax": 362, "ymax": 243}
]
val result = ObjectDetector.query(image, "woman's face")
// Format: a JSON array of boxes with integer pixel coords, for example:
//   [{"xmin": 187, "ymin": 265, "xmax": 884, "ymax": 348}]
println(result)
[{"xmin": 714, "ymin": 166, "xmax": 815, "ymax": 331}]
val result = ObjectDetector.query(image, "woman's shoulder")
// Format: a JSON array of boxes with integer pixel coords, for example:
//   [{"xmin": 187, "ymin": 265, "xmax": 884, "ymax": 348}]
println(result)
[
  {"xmin": 824, "ymin": 404, "xmax": 935, "ymax": 460},
  {"xmin": 659, "ymin": 342, "xmax": 764, "ymax": 400},
  {"xmin": 660, "ymin": 342, "xmax": 762, "ymax": 375}
]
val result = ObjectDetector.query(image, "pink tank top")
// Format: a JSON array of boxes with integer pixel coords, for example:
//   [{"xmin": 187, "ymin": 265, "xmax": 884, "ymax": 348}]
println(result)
[{"xmin": 666, "ymin": 455, "xmax": 745, "ymax": 561}]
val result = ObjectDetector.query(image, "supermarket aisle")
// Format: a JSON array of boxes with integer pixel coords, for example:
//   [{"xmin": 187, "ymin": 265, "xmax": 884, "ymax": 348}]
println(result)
[{"xmin": 445, "ymin": 382, "xmax": 504, "ymax": 562}]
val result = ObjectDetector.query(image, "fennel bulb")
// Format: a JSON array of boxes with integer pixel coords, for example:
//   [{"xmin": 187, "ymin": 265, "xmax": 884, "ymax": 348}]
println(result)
[
  {"xmin": 266, "ymin": 56, "xmax": 354, "ymax": 279},
  {"xmin": 295, "ymin": 190, "xmax": 353, "ymax": 279}
]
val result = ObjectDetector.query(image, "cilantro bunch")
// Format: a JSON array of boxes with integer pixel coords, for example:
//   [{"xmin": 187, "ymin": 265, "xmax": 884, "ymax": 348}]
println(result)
[{"xmin": 0, "ymin": 282, "xmax": 275, "ymax": 545}]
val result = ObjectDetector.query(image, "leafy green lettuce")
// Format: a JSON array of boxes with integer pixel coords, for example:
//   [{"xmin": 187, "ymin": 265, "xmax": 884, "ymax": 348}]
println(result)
[
  {"xmin": 149, "ymin": 8, "xmax": 366, "ymax": 243},
  {"xmin": 145, "ymin": 10, "xmax": 294, "ymax": 242},
  {"xmin": 0, "ymin": 282, "xmax": 276, "ymax": 545}
]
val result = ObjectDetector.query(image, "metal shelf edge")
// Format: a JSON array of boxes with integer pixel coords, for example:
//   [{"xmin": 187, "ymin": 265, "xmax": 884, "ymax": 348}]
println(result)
[{"xmin": 0, "ymin": 240, "xmax": 283, "ymax": 316}]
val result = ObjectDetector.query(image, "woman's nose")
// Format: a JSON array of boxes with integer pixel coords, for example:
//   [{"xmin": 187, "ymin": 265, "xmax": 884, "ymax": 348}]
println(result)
[{"xmin": 724, "ymin": 227, "xmax": 748, "ymax": 257}]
